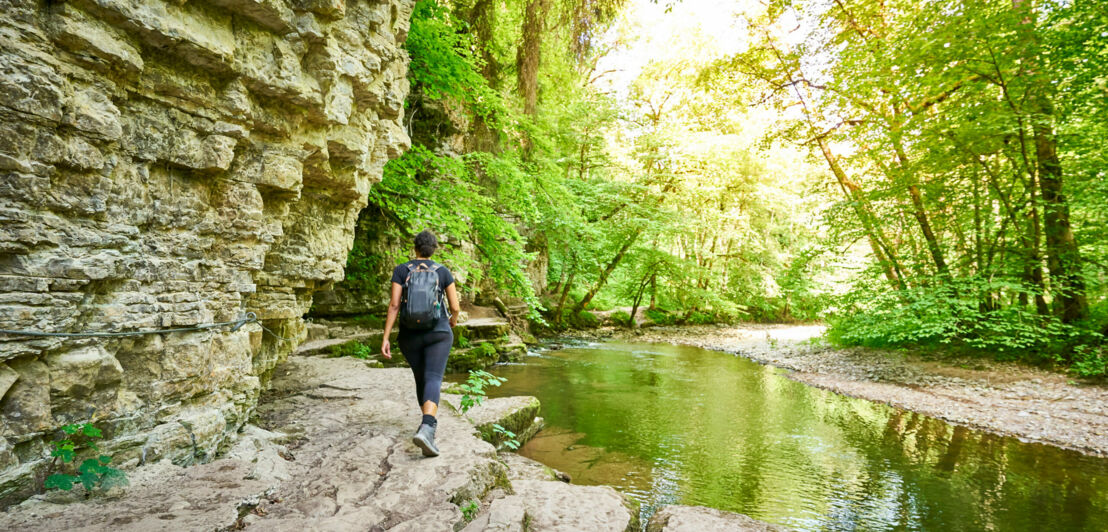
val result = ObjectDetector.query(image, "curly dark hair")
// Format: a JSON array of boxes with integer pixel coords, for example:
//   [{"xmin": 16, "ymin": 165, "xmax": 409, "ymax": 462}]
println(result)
[{"xmin": 414, "ymin": 230, "xmax": 438, "ymax": 258}]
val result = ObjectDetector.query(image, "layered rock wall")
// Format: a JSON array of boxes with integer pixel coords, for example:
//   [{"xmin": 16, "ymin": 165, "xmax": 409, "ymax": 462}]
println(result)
[{"xmin": 0, "ymin": 0, "xmax": 412, "ymax": 503}]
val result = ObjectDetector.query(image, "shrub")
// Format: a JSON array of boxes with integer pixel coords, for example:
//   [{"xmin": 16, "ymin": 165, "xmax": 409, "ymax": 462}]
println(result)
[
  {"xmin": 645, "ymin": 308, "xmax": 676, "ymax": 325},
  {"xmin": 826, "ymin": 277, "xmax": 1102, "ymax": 370},
  {"xmin": 688, "ymin": 311, "xmax": 715, "ymax": 325},
  {"xmin": 573, "ymin": 310, "xmax": 600, "ymax": 329},
  {"xmin": 610, "ymin": 310, "xmax": 633, "ymax": 327},
  {"xmin": 1071, "ymin": 346, "xmax": 1107, "ymax": 378}
]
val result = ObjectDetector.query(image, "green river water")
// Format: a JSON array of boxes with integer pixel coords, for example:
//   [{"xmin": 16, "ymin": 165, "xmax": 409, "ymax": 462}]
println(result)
[{"xmin": 481, "ymin": 340, "xmax": 1108, "ymax": 530}]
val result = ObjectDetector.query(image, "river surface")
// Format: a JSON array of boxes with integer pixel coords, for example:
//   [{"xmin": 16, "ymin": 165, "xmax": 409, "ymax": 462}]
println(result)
[{"xmin": 482, "ymin": 340, "xmax": 1108, "ymax": 531}]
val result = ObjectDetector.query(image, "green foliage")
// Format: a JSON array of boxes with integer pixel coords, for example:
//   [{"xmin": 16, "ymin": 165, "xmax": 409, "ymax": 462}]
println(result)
[
  {"xmin": 491, "ymin": 424, "xmax": 521, "ymax": 450},
  {"xmin": 459, "ymin": 499, "xmax": 480, "ymax": 521},
  {"xmin": 696, "ymin": 0, "xmax": 1108, "ymax": 371},
  {"xmin": 645, "ymin": 309, "xmax": 676, "ymax": 326},
  {"xmin": 570, "ymin": 310, "xmax": 600, "ymax": 329},
  {"xmin": 458, "ymin": 370, "xmax": 507, "ymax": 414},
  {"xmin": 473, "ymin": 342, "xmax": 498, "ymax": 359},
  {"xmin": 45, "ymin": 423, "xmax": 127, "ymax": 493},
  {"xmin": 329, "ymin": 340, "xmax": 377, "ymax": 360},
  {"xmin": 610, "ymin": 310, "xmax": 633, "ymax": 327},
  {"xmin": 1070, "ymin": 347, "xmax": 1107, "ymax": 378},
  {"xmin": 456, "ymin": 334, "xmax": 471, "ymax": 348},
  {"xmin": 827, "ymin": 277, "xmax": 1100, "ymax": 363},
  {"xmin": 405, "ymin": 0, "xmax": 501, "ymax": 121},
  {"xmin": 687, "ymin": 311, "xmax": 716, "ymax": 325}
]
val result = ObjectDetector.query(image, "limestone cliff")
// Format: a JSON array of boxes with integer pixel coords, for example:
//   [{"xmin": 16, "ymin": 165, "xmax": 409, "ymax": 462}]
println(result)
[{"xmin": 0, "ymin": 0, "xmax": 412, "ymax": 503}]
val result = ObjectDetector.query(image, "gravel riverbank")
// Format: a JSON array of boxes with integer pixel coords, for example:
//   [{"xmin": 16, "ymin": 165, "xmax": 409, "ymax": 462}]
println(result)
[{"xmin": 573, "ymin": 324, "xmax": 1108, "ymax": 457}]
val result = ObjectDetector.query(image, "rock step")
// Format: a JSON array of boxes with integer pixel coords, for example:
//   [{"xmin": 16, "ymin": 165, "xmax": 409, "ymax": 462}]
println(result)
[
  {"xmin": 454, "ymin": 318, "xmax": 512, "ymax": 343},
  {"xmin": 462, "ymin": 452, "xmax": 635, "ymax": 532},
  {"xmin": 294, "ymin": 335, "xmax": 380, "ymax": 356},
  {"xmin": 457, "ymin": 396, "xmax": 544, "ymax": 451}
]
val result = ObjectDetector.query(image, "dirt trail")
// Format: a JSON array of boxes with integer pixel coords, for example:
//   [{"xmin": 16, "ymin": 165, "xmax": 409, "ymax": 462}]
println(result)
[{"xmin": 604, "ymin": 324, "xmax": 1108, "ymax": 457}]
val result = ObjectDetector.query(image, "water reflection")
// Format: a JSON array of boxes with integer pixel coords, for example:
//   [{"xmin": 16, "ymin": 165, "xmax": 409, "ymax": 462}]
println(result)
[{"xmin": 478, "ymin": 341, "xmax": 1108, "ymax": 531}]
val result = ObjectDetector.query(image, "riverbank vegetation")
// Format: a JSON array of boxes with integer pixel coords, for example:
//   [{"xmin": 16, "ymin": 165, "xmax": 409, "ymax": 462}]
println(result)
[{"xmin": 342, "ymin": 0, "xmax": 1108, "ymax": 376}]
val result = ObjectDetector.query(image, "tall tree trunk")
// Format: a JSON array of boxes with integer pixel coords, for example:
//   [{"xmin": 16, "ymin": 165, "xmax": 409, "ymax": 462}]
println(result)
[
  {"xmin": 554, "ymin": 271, "xmax": 576, "ymax": 323},
  {"xmin": 1013, "ymin": 0, "xmax": 1088, "ymax": 322},
  {"xmin": 517, "ymin": 0, "xmax": 548, "ymax": 116},
  {"xmin": 649, "ymin": 273, "xmax": 657, "ymax": 310},
  {"xmin": 574, "ymin": 232, "xmax": 640, "ymax": 313},
  {"xmin": 549, "ymin": 270, "xmax": 566, "ymax": 298},
  {"xmin": 891, "ymin": 133, "xmax": 949, "ymax": 276},
  {"xmin": 816, "ymin": 137, "xmax": 907, "ymax": 289},
  {"xmin": 629, "ymin": 272, "xmax": 651, "ymax": 329},
  {"xmin": 1028, "ymin": 178, "xmax": 1050, "ymax": 315},
  {"xmin": 1035, "ymin": 111, "xmax": 1088, "ymax": 322},
  {"xmin": 467, "ymin": 0, "xmax": 499, "ymax": 84}
]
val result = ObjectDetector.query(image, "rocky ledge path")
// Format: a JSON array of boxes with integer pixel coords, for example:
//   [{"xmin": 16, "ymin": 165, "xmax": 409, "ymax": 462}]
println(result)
[{"xmin": 0, "ymin": 353, "xmax": 781, "ymax": 531}]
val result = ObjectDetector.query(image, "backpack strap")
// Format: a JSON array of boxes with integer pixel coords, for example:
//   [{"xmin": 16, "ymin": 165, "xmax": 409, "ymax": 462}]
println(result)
[{"xmin": 403, "ymin": 261, "xmax": 441, "ymax": 285}]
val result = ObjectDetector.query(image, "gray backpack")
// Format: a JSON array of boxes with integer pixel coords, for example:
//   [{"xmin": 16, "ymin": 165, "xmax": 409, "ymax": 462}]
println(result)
[{"xmin": 400, "ymin": 261, "xmax": 445, "ymax": 330}]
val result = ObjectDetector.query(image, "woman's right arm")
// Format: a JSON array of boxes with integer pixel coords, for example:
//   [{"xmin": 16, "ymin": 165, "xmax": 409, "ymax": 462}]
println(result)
[
  {"xmin": 445, "ymin": 282, "xmax": 460, "ymax": 328},
  {"xmin": 381, "ymin": 282, "xmax": 403, "ymax": 359}
]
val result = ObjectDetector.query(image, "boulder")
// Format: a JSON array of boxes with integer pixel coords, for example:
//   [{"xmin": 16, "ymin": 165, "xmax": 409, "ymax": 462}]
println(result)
[
  {"xmin": 465, "ymin": 396, "xmax": 542, "ymax": 450},
  {"xmin": 498, "ymin": 452, "xmax": 570, "ymax": 483},
  {"xmin": 448, "ymin": 342, "xmax": 501, "ymax": 372},
  {"xmin": 511, "ymin": 479, "xmax": 638, "ymax": 532},
  {"xmin": 455, "ymin": 319, "xmax": 512, "ymax": 344},
  {"xmin": 461, "ymin": 494, "xmax": 527, "ymax": 532}
]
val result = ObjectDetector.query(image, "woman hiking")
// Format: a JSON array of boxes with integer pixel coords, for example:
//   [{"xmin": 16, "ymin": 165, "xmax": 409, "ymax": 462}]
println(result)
[{"xmin": 381, "ymin": 230, "xmax": 461, "ymax": 457}]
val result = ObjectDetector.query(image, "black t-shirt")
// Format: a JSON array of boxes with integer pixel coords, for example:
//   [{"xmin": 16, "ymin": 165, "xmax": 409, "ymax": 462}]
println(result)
[{"xmin": 391, "ymin": 259, "xmax": 455, "ymax": 334}]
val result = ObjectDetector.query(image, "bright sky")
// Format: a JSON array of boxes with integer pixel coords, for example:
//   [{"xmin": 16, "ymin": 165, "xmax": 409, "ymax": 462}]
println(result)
[{"xmin": 593, "ymin": 0, "xmax": 758, "ymax": 97}]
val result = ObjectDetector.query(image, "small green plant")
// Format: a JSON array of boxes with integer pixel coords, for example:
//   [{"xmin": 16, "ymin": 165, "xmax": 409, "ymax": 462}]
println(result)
[
  {"xmin": 459, "ymin": 499, "xmax": 480, "ymax": 521},
  {"xmin": 492, "ymin": 424, "xmax": 521, "ymax": 450},
  {"xmin": 610, "ymin": 310, "xmax": 632, "ymax": 327},
  {"xmin": 44, "ymin": 423, "xmax": 127, "ymax": 492},
  {"xmin": 474, "ymin": 342, "xmax": 498, "ymax": 358},
  {"xmin": 458, "ymin": 370, "xmax": 506, "ymax": 413},
  {"xmin": 457, "ymin": 334, "xmax": 471, "ymax": 348},
  {"xmin": 329, "ymin": 340, "xmax": 376, "ymax": 359},
  {"xmin": 1070, "ymin": 346, "xmax": 1107, "ymax": 378}
]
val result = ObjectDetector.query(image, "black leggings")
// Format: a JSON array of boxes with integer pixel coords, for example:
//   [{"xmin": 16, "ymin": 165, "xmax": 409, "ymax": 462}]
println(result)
[{"xmin": 398, "ymin": 330, "xmax": 453, "ymax": 407}]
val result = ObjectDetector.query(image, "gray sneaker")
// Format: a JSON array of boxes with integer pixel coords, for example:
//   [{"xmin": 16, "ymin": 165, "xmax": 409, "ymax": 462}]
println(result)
[{"xmin": 412, "ymin": 423, "xmax": 439, "ymax": 457}]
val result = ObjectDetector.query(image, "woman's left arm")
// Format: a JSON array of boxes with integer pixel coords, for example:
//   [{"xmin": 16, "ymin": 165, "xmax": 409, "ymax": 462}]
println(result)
[{"xmin": 445, "ymin": 283, "xmax": 460, "ymax": 328}]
